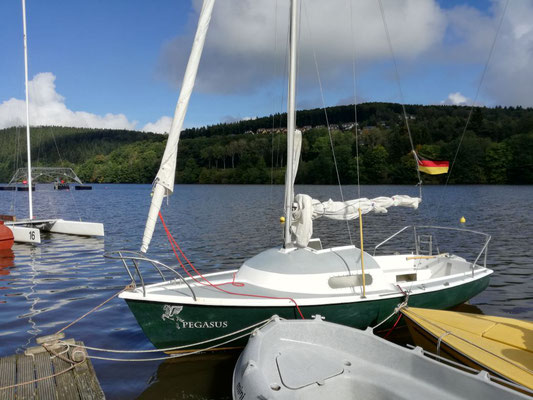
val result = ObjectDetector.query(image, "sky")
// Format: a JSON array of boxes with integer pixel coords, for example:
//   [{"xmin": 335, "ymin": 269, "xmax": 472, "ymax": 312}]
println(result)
[{"xmin": 0, "ymin": 0, "xmax": 532, "ymax": 133}]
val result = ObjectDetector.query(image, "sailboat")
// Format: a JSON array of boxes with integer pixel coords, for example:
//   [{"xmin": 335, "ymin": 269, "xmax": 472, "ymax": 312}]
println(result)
[
  {"xmin": 114, "ymin": 0, "xmax": 493, "ymax": 351},
  {"xmin": 3, "ymin": 0, "xmax": 104, "ymax": 244}
]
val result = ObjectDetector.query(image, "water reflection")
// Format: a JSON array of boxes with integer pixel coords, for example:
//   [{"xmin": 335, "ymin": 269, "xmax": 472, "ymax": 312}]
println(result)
[
  {"xmin": 137, "ymin": 353, "xmax": 239, "ymax": 400},
  {"xmin": 0, "ymin": 233, "xmax": 106, "ymax": 353},
  {"xmin": 0, "ymin": 249, "xmax": 14, "ymax": 276},
  {"xmin": 0, "ymin": 249, "xmax": 15, "ymax": 296}
]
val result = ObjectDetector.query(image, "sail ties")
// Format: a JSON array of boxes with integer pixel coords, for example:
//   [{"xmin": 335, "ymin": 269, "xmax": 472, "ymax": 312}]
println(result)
[{"xmin": 290, "ymin": 194, "xmax": 421, "ymax": 248}]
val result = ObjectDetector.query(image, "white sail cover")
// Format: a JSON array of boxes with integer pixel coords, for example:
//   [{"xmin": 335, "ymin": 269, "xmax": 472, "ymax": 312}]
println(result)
[
  {"xmin": 140, "ymin": 0, "xmax": 215, "ymax": 253},
  {"xmin": 291, "ymin": 193, "xmax": 421, "ymax": 248}
]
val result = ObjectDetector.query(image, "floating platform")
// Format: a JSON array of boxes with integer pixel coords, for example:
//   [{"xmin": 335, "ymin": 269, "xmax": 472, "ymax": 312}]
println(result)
[
  {"xmin": 16, "ymin": 186, "xmax": 35, "ymax": 192},
  {"xmin": 0, "ymin": 339, "xmax": 105, "ymax": 400},
  {"xmin": 54, "ymin": 183, "xmax": 70, "ymax": 190},
  {"xmin": 0, "ymin": 187, "xmax": 15, "ymax": 191},
  {"xmin": 74, "ymin": 186, "xmax": 92, "ymax": 191}
]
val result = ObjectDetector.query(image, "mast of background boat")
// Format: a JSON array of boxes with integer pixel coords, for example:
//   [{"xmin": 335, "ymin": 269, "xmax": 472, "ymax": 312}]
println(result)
[
  {"xmin": 283, "ymin": 0, "xmax": 299, "ymax": 249},
  {"xmin": 140, "ymin": 0, "xmax": 215, "ymax": 253},
  {"xmin": 21, "ymin": 0, "xmax": 33, "ymax": 219}
]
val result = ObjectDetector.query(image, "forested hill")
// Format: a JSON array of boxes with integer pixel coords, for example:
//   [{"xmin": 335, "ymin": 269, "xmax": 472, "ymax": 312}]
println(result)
[{"xmin": 1, "ymin": 102, "xmax": 531, "ymax": 185}]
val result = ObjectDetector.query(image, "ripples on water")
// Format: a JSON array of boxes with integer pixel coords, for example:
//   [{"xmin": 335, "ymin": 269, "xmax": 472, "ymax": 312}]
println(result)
[{"xmin": 0, "ymin": 184, "xmax": 531, "ymax": 399}]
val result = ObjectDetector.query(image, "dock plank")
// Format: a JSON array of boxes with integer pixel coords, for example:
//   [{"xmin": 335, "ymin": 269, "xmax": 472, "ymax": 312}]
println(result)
[
  {"xmin": 16, "ymin": 353, "xmax": 35, "ymax": 400},
  {"xmin": 1, "ymin": 340, "xmax": 105, "ymax": 400},
  {"xmin": 34, "ymin": 352, "xmax": 56, "ymax": 400},
  {"xmin": 51, "ymin": 352, "xmax": 77, "ymax": 400},
  {"xmin": 71, "ymin": 343, "xmax": 105, "ymax": 400},
  {"xmin": 0, "ymin": 355, "xmax": 16, "ymax": 400}
]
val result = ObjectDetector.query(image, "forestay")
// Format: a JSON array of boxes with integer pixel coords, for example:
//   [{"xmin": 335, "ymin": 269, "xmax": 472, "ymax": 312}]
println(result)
[{"xmin": 291, "ymin": 193, "xmax": 421, "ymax": 247}]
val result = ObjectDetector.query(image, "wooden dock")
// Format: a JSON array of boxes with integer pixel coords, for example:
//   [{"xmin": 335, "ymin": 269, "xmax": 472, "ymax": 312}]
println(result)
[{"xmin": 0, "ymin": 338, "xmax": 105, "ymax": 400}]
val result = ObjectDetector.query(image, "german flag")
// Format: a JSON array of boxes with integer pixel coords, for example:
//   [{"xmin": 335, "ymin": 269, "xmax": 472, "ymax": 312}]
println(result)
[{"xmin": 417, "ymin": 157, "xmax": 449, "ymax": 175}]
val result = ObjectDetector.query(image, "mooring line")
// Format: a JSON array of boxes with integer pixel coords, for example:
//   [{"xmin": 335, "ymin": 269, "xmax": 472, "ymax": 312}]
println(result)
[
  {"xmin": 55, "ymin": 284, "xmax": 132, "ymax": 335},
  {"xmin": 67, "ymin": 317, "xmax": 274, "ymax": 356}
]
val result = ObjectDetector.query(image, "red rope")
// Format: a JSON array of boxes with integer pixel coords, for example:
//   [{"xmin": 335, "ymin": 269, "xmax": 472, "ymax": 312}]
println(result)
[
  {"xmin": 383, "ymin": 313, "xmax": 403, "ymax": 339},
  {"xmin": 158, "ymin": 212, "xmax": 305, "ymax": 319}
]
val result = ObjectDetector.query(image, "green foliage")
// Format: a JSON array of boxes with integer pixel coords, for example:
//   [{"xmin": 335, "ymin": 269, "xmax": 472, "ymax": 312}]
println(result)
[
  {"xmin": 1, "ymin": 102, "xmax": 532, "ymax": 185},
  {"xmin": 0, "ymin": 126, "xmax": 164, "ymax": 183}
]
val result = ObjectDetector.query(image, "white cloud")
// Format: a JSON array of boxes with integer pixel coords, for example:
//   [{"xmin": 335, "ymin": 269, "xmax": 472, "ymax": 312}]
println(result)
[
  {"xmin": 157, "ymin": 0, "xmax": 446, "ymax": 94},
  {"xmin": 156, "ymin": 0, "xmax": 533, "ymax": 109},
  {"xmin": 142, "ymin": 116, "xmax": 172, "ymax": 134},
  {"xmin": 441, "ymin": 92, "xmax": 470, "ymax": 105},
  {"xmin": 220, "ymin": 115, "xmax": 257, "ymax": 124},
  {"xmin": 0, "ymin": 72, "xmax": 137, "ymax": 130},
  {"xmin": 444, "ymin": 0, "xmax": 533, "ymax": 106}
]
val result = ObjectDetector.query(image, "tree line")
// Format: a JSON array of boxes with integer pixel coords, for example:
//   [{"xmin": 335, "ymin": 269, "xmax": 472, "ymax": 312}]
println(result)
[{"xmin": 0, "ymin": 102, "xmax": 531, "ymax": 185}]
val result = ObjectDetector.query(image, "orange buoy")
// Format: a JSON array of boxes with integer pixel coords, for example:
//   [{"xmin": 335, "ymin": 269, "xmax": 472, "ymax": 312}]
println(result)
[{"xmin": 0, "ymin": 221, "xmax": 14, "ymax": 250}]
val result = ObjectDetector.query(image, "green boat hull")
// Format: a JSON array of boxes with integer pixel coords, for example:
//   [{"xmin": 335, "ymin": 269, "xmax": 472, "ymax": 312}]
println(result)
[{"xmin": 125, "ymin": 275, "xmax": 490, "ymax": 350}]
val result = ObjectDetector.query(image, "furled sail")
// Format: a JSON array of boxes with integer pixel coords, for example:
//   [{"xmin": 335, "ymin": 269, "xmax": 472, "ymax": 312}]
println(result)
[
  {"xmin": 292, "ymin": 130, "xmax": 302, "ymax": 187},
  {"xmin": 140, "ymin": 0, "xmax": 215, "ymax": 253},
  {"xmin": 291, "ymin": 193, "xmax": 421, "ymax": 248}
]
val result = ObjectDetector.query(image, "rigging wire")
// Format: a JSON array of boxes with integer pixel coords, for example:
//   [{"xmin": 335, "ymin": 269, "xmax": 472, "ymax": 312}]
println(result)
[
  {"xmin": 378, "ymin": 0, "xmax": 509, "ymax": 267},
  {"xmin": 377, "ymin": 0, "xmax": 422, "ymax": 199},
  {"xmin": 349, "ymin": 0, "xmax": 361, "ymax": 201},
  {"xmin": 49, "ymin": 126, "xmax": 65, "ymax": 166},
  {"xmin": 10, "ymin": 127, "xmax": 22, "ymax": 213},
  {"xmin": 269, "ymin": 0, "xmax": 288, "ymax": 246},
  {"xmin": 348, "ymin": 0, "xmax": 365, "ymax": 295},
  {"xmin": 269, "ymin": 0, "xmax": 278, "ymax": 189},
  {"xmin": 427, "ymin": 0, "xmax": 509, "ymax": 237},
  {"xmin": 302, "ymin": 0, "xmax": 354, "ymax": 245},
  {"xmin": 444, "ymin": 0, "xmax": 510, "ymax": 189},
  {"xmin": 377, "ymin": 0, "xmax": 429, "ymax": 293}
]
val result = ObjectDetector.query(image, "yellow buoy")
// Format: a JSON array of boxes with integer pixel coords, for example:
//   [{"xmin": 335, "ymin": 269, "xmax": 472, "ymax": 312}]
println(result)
[
  {"xmin": 460, "ymin": 216, "xmax": 466, "ymax": 223},
  {"xmin": 280, "ymin": 216, "xmax": 285, "ymax": 223}
]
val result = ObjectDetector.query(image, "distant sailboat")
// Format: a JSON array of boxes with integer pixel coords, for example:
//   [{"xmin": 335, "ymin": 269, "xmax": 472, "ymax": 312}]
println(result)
[
  {"xmin": 113, "ymin": 0, "xmax": 492, "ymax": 351},
  {"xmin": 3, "ymin": 0, "xmax": 104, "ymax": 244}
]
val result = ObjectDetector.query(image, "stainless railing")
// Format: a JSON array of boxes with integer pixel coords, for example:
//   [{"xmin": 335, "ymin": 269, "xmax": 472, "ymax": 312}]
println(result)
[
  {"xmin": 105, "ymin": 250, "xmax": 197, "ymax": 300},
  {"xmin": 372, "ymin": 225, "xmax": 491, "ymax": 275}
]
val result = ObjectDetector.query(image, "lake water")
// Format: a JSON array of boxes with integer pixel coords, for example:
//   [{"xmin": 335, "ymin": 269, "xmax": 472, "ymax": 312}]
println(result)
[{"xmin": 0, "ymin": 184, "xmax": 532, "ymax": 399}]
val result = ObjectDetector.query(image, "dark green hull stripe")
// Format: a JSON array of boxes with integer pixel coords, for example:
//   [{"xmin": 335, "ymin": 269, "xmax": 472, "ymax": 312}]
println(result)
[{"xmin": 126, "ymin": 275, "xmax": 490, "ymax": 350}]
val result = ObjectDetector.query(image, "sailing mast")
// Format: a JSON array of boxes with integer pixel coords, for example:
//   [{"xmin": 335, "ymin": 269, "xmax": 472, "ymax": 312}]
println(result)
[
  {"xmin": 21, "ymin": 0, "xmax": 33, "ymax": 219},
  {"xmin": 283, "ymin": 0, "xmax": 299, "ymax": 248},
  {"xmin": 140, "ymin": 0, "xmax": 215, "ymax": 253}
]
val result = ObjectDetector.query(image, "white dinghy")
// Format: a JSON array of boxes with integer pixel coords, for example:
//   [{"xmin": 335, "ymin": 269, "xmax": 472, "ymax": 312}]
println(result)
[
  {"xmin": 232, "ymin": 316, "xmax": 530, "ymax": 400},
  {"xmin": 4, "ymin": 0, "xmax": 104, "ymax": 244}
]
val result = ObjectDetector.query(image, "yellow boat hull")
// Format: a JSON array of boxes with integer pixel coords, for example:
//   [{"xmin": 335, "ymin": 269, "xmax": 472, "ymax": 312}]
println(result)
[{"xmin": 401, "ymin": 307, "xmax": 533, "ymax": 391}]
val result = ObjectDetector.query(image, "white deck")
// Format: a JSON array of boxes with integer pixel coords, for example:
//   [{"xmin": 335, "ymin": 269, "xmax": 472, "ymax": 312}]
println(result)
[{"xmin": 119, "ymin": 245, "xmax": 492, "ymax": 307}]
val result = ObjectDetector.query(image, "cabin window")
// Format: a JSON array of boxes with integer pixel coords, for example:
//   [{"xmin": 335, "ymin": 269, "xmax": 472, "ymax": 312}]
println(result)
[
  {"xmin": 328, "ymin": 274, "xmax": 373, "ymax": 289},
  {"xmin": 396, "ymin": 273, "xmax": 417, "ymax": 282}
]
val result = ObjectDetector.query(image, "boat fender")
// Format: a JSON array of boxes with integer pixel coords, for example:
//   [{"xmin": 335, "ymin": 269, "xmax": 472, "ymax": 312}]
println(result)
[{"xmin": 0, "ymin": 221, "xmax": 14, "ymax": 250}]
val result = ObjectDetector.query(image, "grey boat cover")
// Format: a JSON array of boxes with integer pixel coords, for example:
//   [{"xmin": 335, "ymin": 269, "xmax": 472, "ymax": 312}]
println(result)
[{"xmin": 233, "ymin": 316, "xmax": 528, "ymax": 400}]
